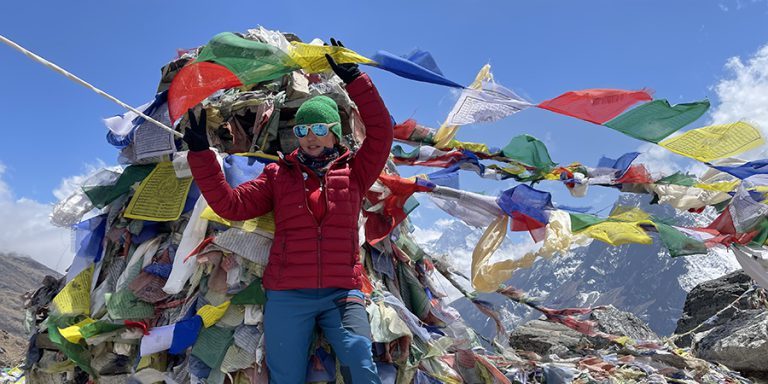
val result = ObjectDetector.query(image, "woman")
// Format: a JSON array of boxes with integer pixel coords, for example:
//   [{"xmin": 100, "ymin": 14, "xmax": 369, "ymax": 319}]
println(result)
[{"xmin": 183, "ymin": 39, "xmax": 392, "ymax": 384}]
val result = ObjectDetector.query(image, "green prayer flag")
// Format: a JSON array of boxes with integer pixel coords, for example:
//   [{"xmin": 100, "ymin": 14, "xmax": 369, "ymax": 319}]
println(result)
[
  {"xmin": 83, "ymin": 164, "xmax": 156, "ymax": 208},
  {"xmin": 501, "ymin": 135, "xmax": 556, "ymax": 170},
  {"xmin": 396, "ymin": 262, "xmax": 431, "ymax": 320},
  {"xmin": 654, "ymin": 223, "xmax": 708, "ymax": 257},
  {"xmin": 48, "ymin": 321, "xmax": 93, "ymax": 375},
  {"xmin": 391, "ymin": 145, "xmax": 420, "ymax": 159},
  {"xmin": 191, "ymin": 326, "xmax": 235, "ymax": 370},
  {"xmin": 196, "ymin": 32, "xmax": 299, "ymax": 85},
  {"xmin": 231, "ymin": 277, "xmax": 267, "ymax": 305},
  {"xmin": 749, "ymin": 218, "xmax": 768, "ymax": 247},
  {"xmin": 106, "ymin": 290, "xmax": 155, "ymax": 320},
  {"xmin": 395, "ymin": 232, "xmax": 427, "ymax": 262},
  {"xmin": 656, "ymin": 172, "xmax": 697, "ymax": 187},
  {"xmin": 569, "ymin": 213, "xmax": 607, "ymax": 232},
  {"xmin": 603, "ymin": 99, "xmax": 709, "ymax": 143},
  {"xmin": 79, "ymin": 321, "xmax": 126, "ymax": 339}
]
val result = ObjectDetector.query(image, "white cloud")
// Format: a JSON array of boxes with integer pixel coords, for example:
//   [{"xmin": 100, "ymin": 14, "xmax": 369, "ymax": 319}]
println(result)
[
  {"xmin": 52, "ymin": 159, "xmax": 115, "ymax": 201},
  {"xmin": 634, "ymin": 143, "xmax": 685, "ymax": 178},
  {"xmin": 0, "ymin": 162, "xmax": 107, "ymax": 273},
  {"xmin": 411, "ymin": 225, "xmax": 442, "ymax": 244},
  {"xmin": 710, "ymin": 44, "xmax": 768, "ymax": 160}
]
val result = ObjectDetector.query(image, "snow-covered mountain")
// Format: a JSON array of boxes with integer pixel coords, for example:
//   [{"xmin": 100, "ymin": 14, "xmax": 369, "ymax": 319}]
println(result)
[{"xmin": 419, "ymin": 193, "xmax": 740, "ymax": 338}]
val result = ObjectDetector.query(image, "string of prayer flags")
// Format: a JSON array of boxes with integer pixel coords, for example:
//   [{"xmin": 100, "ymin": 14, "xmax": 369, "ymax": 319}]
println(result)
[
  {"xmin": 603, "ymin": 99, "xmax": 710, "ymax": 143},
  {"xmin": 658, "ymin": 121, "xmax": 764, "ymax": 162},
  {"xmin": 391, "ymin": 145, "xmax": 466, "ymax": 167},
  {"xmin": 369, "ymin": 49, "xmax": 464, "ymax": 88},
  {"xmin": 537, "ymin": 89, "xmax": 653, "ymax": 124}
]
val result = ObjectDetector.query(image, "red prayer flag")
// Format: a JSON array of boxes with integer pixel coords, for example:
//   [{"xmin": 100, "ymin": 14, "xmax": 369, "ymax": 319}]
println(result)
[
  {"xmin": 537, "ymin": 89, "xmax": 653, "ymax": 124},
  {"xmin": 510, "ymin": 211, "xmax": 547, "ymax": 243},
  {"xmin": 615, "ymin": 164, "xmax": 653, "ymax": 184},
  {"xmin": 168, "ymin": 62, "xmax": 243, "ymax": 122},
  {"xmin": 364, "ymin": 174, "xmax": 432, "ymax": 245},
  {"xmin": 393, "ymin": 119, "xmax": 418, "ymax": 141}
]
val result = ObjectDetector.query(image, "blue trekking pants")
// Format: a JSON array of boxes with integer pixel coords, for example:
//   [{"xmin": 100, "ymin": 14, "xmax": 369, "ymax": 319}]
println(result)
[{"xmin": 264, "ymin": 288, "xmax": 381, "ymax": 384}]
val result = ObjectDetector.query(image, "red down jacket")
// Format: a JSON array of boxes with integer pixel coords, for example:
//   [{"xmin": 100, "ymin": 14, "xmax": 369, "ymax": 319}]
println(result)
[{"xmin": 187, "ymin": 73, "xmax": 393, "ymax": 290}]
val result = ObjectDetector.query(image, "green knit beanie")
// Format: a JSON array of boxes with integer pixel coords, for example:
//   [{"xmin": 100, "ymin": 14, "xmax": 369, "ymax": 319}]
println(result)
[{"xmin": 294, "ymin": 96, "xmax": 343, "ymax": 140}]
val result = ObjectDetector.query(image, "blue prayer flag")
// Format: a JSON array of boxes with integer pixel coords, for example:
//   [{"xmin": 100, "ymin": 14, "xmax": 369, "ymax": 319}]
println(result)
[{"xmin": 369, "ymin": 50, "xmax": 464, "ymax": 88}]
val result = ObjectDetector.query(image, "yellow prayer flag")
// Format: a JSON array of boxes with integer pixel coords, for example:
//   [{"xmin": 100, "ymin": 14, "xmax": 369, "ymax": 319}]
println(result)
[
  {"xmin": 579, "ymin": 221, "xmax": 653, "ymax": 246},
  {"xmin": 124, "ymin": 162, "xmax": 194, "ymax": 222},
  {"xmin": 52, "ymin": 266, "xmax": 93, "ymax": 316},
  {"xmin": 197, "ymin": 301, "xmax": 231, "ymax": 328},
  {"xmin": 288, "ymin": 42, "xmax": 375, "ymax": 73},
  {"xmin": 201, "ymin": 207, "xmax": 275, "ymax": 234},
  {"xmin": 659, "ymin": 121, "xmax": 764, "ymax": 162},
  {"xmin": 444, "ymin": 140, "xmax": 492, "ymax": 155},
  {"xmin": 58, "ymin": 318, "xmax": 96, "ymax": 343},
  {"xmin": 609, "ymin": 206, "xmax": 652, "ymax": 223},
  {"xmin": 693, "ymin": 180, "xmax": 740, "ymax": 192},
  {"xmin": 471, "ymin": 215, "xmax": 509, "ymax": 292},
  {"xmin": 472, "ymin": 211, "xmax": 578, "ymax": 292}
]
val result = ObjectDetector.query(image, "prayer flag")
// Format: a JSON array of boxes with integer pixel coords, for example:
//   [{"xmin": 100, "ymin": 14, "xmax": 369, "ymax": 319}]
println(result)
[
  {"xmin": 603, "ymin": 99, "xmax": 709, "ymax": 143},
  {"xmin": 659, "ymin": 121, "xmax": 764, "ymax": 162},
  {"xmin": 370, "ymin": 49, "xmax": 464, "ymax": 88},
  {"xmin": 538, "ymin": 88, "xmax": 652, "ymax": 124},
  {"xmin": 445, "ymin": 81, "xmax": 533, "ymax": 125}
]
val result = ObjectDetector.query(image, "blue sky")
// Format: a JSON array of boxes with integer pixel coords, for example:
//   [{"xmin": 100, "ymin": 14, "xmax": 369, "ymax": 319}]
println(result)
[{"xmin": 1, "ymin": 1, "xmax": 768, "ymax": 271}]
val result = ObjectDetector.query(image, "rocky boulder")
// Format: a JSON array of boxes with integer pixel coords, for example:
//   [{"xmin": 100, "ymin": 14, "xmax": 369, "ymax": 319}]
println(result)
[
  {"xmin": 509, "ymin": 305, "xmax": 660, "ymax": 355},
  {"xmin": 508, "ymin": 319, "xmax": 589, "ymax": 356},
  {"xmin": 587, "ymin": 305, "xmax": 659, "ymax": 348},
  {"xmin": 673, "ymin": 270, "xmax": 755, "ymax": 347},
  {"xmin": 692, "ymin": 309, "xmax": 768, "ymax": 377}
]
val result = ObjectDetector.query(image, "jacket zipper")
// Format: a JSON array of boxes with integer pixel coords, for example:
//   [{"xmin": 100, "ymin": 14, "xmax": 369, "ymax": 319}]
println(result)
[{"xmin": 294, "ymin": 154, "xmax": 346, "ymax": 289}]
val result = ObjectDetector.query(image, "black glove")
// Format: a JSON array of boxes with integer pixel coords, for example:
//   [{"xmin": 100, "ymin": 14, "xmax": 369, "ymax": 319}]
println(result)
[
  {"xmin": 183, "ymin": 108, "xmax": 210, "ymax": 152},
  {"xmin": 325, "ymin": 38, "xmax": 361, "ymax": 84}
]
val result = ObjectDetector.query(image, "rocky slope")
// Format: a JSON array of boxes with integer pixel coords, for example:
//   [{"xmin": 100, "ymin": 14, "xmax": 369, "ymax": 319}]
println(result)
[{"xmin": 0, "ymin": 252, "xmax": 60, "ymax": 366}]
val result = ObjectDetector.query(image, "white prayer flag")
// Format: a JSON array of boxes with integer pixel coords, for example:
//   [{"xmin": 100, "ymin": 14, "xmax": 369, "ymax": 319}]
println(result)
[{"xmin": 446, "ymin": 81, "xmax": 533, "ymax": 125}]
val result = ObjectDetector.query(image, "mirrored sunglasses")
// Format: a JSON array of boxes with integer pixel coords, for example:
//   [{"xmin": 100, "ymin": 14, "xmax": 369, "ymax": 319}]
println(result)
[{"xmin": 293, "ymin": 122, "xmax": 338, "ymax": 138}]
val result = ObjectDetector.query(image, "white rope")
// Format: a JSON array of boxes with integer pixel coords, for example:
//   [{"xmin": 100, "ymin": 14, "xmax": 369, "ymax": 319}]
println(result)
[{"xmin": 0, "ymin": 33, "xmax": 182, "ymax": 137}]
